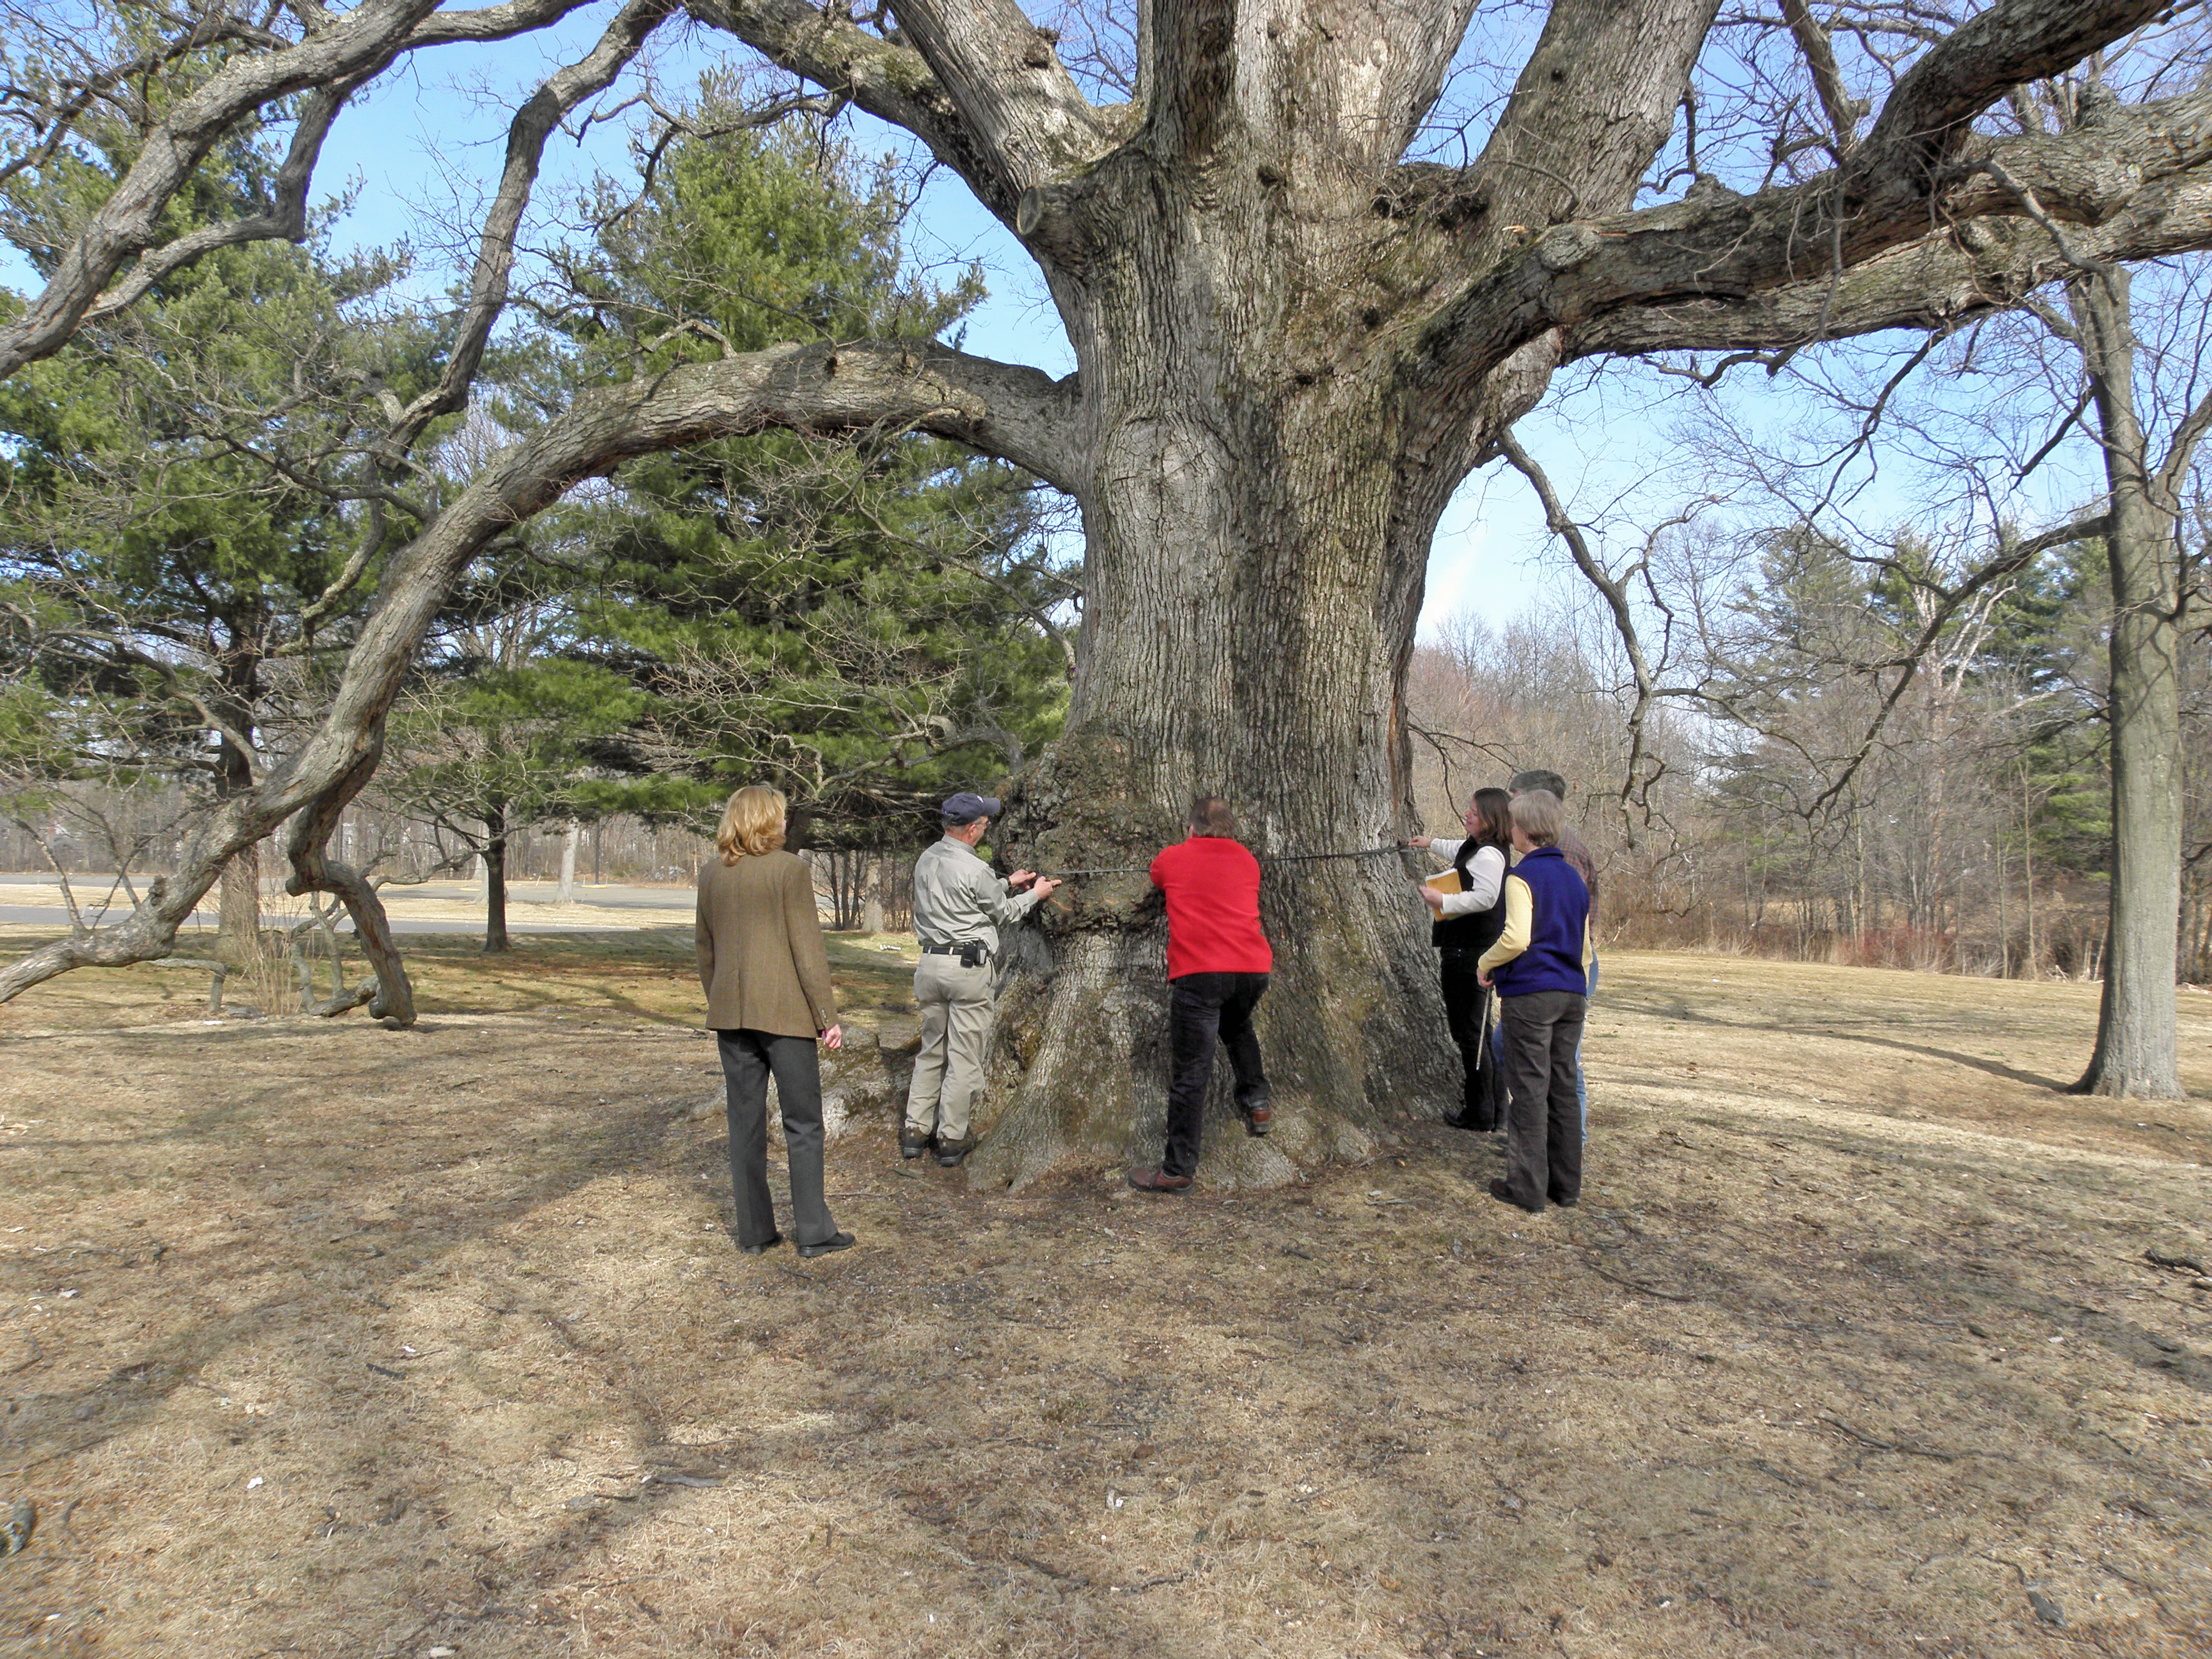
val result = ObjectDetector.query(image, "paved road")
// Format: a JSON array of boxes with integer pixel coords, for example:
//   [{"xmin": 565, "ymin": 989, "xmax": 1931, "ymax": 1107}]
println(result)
[
  {"xmin": 0, "ymin": 905, "xmax": 684, "ymax": 936},
  {"xmin": 0, "ymin": 872, "xmax": 692, "ymax": 911},
  {"xmin": 0, "ymin": 872, "xmax": 693, "ymax": 935}
]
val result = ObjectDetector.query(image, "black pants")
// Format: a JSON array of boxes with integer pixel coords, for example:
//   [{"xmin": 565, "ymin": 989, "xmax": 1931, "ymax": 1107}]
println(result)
[
  {"xmin": 716, "ymin": 1030, "xmax": 839, "ymax": 1249},
  {"xmin": 1163, "ymin": 972, "xmax": 1271, "ymax": 1178},
  {"xmin": 1439, "ymin": 950, "xmax": 1506, "ymax": 1131},
  {"xmin": 1498, "ymin": 989, "xmax": 1587, "ymax": 1211}
]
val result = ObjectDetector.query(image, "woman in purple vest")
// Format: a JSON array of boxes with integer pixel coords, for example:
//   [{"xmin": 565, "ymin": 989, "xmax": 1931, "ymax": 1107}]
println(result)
[{"xmin": 1475, "ymin": 790, "xmax": 1593, "ymax": 1213}]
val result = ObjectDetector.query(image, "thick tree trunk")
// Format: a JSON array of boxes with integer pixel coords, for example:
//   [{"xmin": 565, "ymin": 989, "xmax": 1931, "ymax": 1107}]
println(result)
[
  {"xmin": 952, "ymin": 0, "xmax": 1694, "ymax": 1188},
  {"xmin": 2070, "ymin": 271, "xmax": 2183, "ymax": 1098},
  {"xmin": 483, "ymin": 809, "xmax": 511, "ymax": 954},
  {"xmin": 969, "ymin": 241, "xmax": 1483, "ymax": 1189}
]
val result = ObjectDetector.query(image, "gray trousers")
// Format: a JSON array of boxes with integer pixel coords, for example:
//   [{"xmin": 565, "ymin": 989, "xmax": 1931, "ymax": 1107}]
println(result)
[
  {"xmin": 717, "ymin": 1030, "xmax": 838, "ymax": 1249},
  {"xmin": 905, "ymin": 953, "xmax": 994, "ymax": 1142},
  {"xmin": 1498, "ymin": 989, "xmax": 1587, "ymax": 1212}
]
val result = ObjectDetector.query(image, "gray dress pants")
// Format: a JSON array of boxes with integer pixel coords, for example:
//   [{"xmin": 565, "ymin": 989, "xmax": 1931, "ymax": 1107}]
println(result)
[
  {"xmin": 1498, "ymin": 989, "xmax": 1587, "ymax": 1211},
  {"xmin": 717, "ymin": 1030, "xmax": 839, "ymax": 1249}
]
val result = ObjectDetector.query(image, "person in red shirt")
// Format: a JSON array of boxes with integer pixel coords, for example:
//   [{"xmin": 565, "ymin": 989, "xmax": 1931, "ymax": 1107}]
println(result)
[{"xmin": 1129, "ymin": 796, "xmax": 1275, "ymax": 1193}]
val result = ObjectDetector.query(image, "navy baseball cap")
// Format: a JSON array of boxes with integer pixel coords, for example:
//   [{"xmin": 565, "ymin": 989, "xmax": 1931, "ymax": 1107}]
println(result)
[{"xmin": 940, "ymin": 792, "xmax": 1002, "ymax": 824}]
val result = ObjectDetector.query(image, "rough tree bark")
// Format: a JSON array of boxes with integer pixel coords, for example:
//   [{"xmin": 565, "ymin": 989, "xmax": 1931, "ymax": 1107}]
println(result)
[{"xmin": 8, "ymin": 0, "xmax": 2211, "ymax": 1151}]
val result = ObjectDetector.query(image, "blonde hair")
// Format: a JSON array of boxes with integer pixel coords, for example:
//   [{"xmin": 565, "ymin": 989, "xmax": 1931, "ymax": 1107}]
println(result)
[
  {"xmin": 716, "ymin": 784, "xmax": 787, "ymax": 864},
  {"xmin": 1508, "ymin": 788, "xmax": 1563, "ymax": 847}
]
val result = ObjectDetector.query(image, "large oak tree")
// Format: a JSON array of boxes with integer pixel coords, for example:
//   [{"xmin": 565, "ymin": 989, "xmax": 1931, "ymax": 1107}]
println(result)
[{"xmin": 3, "ymin": 0, "xmax": 2209, "ymax": 1165}]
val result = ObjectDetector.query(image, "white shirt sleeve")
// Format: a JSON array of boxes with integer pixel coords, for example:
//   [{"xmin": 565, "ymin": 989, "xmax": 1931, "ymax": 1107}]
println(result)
[{"xmin": 1435, "ymin": 844, "xmax": 1506, "ymax": 915}]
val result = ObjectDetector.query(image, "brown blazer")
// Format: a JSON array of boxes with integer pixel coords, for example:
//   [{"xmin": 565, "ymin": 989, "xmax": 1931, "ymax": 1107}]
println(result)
[{"xmin": 695, "ymin": 850, "xmax": 837, "ymax": 1037}]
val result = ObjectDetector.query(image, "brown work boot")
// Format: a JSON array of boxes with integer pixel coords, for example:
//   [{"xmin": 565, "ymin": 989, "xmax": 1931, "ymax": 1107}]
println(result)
[{"xmin": 1128, "ymin": 1166, "xmax": 1194, "ymax": 1194}]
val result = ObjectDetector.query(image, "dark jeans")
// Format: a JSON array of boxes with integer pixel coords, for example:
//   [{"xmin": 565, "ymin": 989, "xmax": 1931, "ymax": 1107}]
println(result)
[
  {"xmin": 1498, "ymin": 989, "xmax": 1587, "ymax": 1211},
  {"xmin": 1439, "ymin": 949, "xmax": 1505, "ymax": 1131},
  {"xmin": 717, "ymin": 1030, "xmax": 839, "ymax": 1249},
  {"xmin": 1164, "ymin": 972, "xmax": 1271, "ymax": 1178}
]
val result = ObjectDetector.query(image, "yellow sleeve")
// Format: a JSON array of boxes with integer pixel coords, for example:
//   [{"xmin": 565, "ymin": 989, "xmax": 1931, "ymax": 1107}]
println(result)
[{"xmin": 1477, "ymin": 875, "xmax": 1532, "ymax": 976}]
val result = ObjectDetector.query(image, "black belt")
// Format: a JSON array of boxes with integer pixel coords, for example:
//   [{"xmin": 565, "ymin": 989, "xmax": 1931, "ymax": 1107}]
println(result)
[{"xmin": 921, "ymin": 943, "xmax": 990, "ymax": 958}]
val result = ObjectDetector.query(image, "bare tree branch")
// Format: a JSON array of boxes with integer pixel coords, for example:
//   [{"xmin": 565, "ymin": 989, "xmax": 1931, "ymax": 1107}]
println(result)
[
  {"xmin": 0, "ymin": 0, "xmax": 608, "ymax": 381},
  {"xmin": 0, "ymin": 336, "xmax": 1082, "ymax": 1010}
]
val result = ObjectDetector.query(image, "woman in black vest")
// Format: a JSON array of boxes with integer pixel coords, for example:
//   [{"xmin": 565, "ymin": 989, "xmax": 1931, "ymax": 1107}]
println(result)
[{"xmin": 1411, "ymin": 788, "xmax": 1512, "ymax": 1130}]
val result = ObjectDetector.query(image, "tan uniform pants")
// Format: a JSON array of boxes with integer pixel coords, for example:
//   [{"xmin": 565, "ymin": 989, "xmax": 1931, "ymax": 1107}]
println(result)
[{"xmin": 905, "ymin": 954, "xmax": 994, "ymax": 1142}]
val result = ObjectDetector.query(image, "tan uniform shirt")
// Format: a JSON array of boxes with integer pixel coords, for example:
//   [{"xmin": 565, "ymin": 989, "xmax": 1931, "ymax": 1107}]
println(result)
[
  {"xmin": 695, "ymin": 850, "xmax": 837, "ymax": 1037},
  {"xmin": 910, "ymin": 835, "xmax": 1043, "ymax": 956}
]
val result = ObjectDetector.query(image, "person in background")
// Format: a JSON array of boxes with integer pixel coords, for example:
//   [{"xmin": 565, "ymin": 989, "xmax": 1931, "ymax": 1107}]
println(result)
[
  {"xmin": 1129, "ymin": 796, "xmax": 1275, "ymax": 1194},
  {"xmin": 1508, "ymin": 768, "xmax": 1599, "ymax": 1132},
  {"xmin": 1411, "ymin": 787, "xmax": 1512, "ymax": 1131},
  {"xmin": 695, "ymin": 784, "xmax": 853, "ymax": 1258},
  {"xmin": 904, "ymin": 792, "xmax": 1059, "ymax": 1168},
  {"xmin": 1477, "ymin": 789, "xmax": 1592, "ymax": 1214}
]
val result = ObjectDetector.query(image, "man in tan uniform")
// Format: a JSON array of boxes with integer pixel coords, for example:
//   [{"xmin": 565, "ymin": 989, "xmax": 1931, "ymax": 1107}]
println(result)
[{"xmin": 904, "ymin": 793, "xmax": 1059, "ymax": 1167}]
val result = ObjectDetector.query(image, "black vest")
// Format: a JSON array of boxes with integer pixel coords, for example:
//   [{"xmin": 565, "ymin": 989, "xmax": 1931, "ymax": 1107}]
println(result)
[{"xmin": 1432, "ymin": 836, "xmax": 1507, "ymax": 953}]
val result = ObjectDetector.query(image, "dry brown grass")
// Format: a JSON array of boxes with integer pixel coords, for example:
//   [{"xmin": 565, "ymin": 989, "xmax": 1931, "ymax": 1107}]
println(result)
[{"xmin": 1, "ymin": 936, "xmax": 2208, "ymax": 1657}]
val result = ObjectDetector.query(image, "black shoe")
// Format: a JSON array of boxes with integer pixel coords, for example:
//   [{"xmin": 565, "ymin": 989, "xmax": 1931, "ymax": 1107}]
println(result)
[
  {"xmin": 1488, "ymin": 1178, "xmax": 1542, "ymax": 1215},
  {"xmin": 739, "ymin": 1233, "xmax": 783, "ymax": 1255},
  {"xmin": 797, "ymin": 1231, "xmax": 855, "ymax": 1259},
  {"xmin": 937, "ymin": 1136, "xmax": 977, "ymax": 1167},
  {"xmin": 901, "ymin": 1130, "xmax": 932, "ymax": 1160},
  {"xmin": 1444, "ymin": 1110, "xmax": 1493, "ymax": 1132},
  {"xmin": 1243, "ymin": 1102, "xmax": 1272, "ymax": 1137}
]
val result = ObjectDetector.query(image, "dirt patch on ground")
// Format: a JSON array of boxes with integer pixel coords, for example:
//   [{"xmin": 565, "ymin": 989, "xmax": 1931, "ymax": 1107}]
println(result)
[{"xmin": 1, "ymin": 939, "xmax": 2208, "ymax": 1657}]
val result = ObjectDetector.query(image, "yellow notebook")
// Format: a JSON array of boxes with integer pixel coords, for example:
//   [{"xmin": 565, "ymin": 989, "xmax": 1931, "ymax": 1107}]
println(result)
[{"xmin": 1423, "ymin": 869, "xmax": 1463, "ymax": 895}]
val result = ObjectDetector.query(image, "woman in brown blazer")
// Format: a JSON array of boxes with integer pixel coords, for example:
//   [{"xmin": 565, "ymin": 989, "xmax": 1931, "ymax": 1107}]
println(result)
[{"xmin": 695, "ymin": 784, "xmax": 853, "ymax": 1258}]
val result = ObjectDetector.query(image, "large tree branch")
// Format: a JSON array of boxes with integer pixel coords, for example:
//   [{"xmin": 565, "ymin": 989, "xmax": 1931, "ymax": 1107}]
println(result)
[
  {"xmin": 1142, "ymin": 0, "xmax": 1235, "ymax": 162},
  {"xmin": 0, "ymin": 338, "xmax": 1079, "ymax": 1012},
  {"xmin": 0, "ymin": 0, "xmax": 606, "ymax": 381},
  {"xmin": 1473, "ymin": 0, "xmax": 1721, "ymax": 232},
  {"xmin": 1562, "ymin": 171, "xmax": 2212, "ymax": 359},
  {"xmin": 384, "ymin": 0, "xmax": 681, "ymax": 457},
  {"xmin": 77, "ymin": 71, "xmax": 368, "ymax": 329},
  {"xmin": 1861, "ymin": 0, "xmax": 2171, "ymax": 169},
  {"xmin": 889, "ymin": 0, "xmax": 1113, "ymax": 183},
  {"xmin": 1443, "ymin": 82, "xmax": 2212, "ymax": 376},
  {"xmin": 1411, "ymin": 0, "xmax": 2194, "ymax": 394},
  {"xmin": 686, "ymin": 0, "xmax": 1117, "ymax": 222}
]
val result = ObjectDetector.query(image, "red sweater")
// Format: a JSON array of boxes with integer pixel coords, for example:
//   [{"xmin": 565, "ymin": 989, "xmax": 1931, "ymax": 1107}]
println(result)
[{"xmin": 1149, "ymin": 836, "xmax": 1273, "ymax": 979}]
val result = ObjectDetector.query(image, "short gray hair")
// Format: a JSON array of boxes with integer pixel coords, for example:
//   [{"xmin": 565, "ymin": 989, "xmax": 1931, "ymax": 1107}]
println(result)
[
  {"xmin": 1510, "ymin": 768, "xmax": 1568, "ymax": 799},
  {"xmin": 1509, "ymin": 789, "xmax": 1564, "ymax": 846}
]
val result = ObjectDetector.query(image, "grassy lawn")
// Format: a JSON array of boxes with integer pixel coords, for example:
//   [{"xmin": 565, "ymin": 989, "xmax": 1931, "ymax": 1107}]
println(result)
[{"xmin": 1, "ymin": 932, "xmax": 2206, "ymax": 1656}]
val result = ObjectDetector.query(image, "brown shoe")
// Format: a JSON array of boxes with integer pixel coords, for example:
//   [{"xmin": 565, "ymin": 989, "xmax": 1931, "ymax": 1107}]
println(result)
[
  {"xmin": 1244, "ymin": 1103, "xmax": 1272, "ymax": 1137},
  {"xmin": 1128, "ymin": 1166, "xmax": 1194, "ymax": 1194}
]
